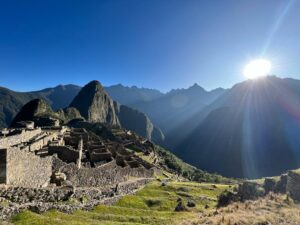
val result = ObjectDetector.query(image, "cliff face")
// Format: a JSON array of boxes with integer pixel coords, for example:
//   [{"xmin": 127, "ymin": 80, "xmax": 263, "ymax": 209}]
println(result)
[
  {"xmin": 114, "ymin": 103, "xmax": 164, "ymax": 143},
  {"xmin": 69, "ymin": 81, "xmax": 120, "ymax": 127}
]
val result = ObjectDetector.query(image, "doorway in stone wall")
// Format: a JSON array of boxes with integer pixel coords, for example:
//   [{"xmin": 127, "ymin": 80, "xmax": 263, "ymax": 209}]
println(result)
[{"xmin": 0, "ymin": 149, "xmax": 6, "ymax": 184}]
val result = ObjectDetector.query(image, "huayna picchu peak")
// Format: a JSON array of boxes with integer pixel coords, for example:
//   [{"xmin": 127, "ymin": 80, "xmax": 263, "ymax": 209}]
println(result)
[{"xmin": 70, "ymin": 80, "xmax": 120, "ymax": 126}]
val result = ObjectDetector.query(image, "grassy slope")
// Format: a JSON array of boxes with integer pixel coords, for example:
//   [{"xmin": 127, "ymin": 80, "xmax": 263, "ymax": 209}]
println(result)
[{"xmin": 11, "ymin": 181, "xmax": 231, "ymax": 225}]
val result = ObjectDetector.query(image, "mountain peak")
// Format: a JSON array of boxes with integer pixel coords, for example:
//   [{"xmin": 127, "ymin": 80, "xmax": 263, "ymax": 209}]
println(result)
[
  {"xmin": 11, "ymin": 98, "xmax": 54, "ymax": 127},
  {"xmin": 188, "ymin": 83, "xmax": 206, "ymax": 91},
  {"xmin": 84, "ymin": 80, "xmax": 104, "ymax": 91},
  {"xmin": 70, "ymin": 81, "xmax": 120, "ymax": 126}
]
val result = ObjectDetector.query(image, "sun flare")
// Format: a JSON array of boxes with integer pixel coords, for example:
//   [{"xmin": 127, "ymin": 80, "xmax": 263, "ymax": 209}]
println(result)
[{"xmin": 243, "ymin": 59, "xmax": 271, "ymax": 79}]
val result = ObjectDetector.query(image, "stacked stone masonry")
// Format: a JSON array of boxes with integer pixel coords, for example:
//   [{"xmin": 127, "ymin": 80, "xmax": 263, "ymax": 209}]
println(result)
[{"xmin": 0, "ymin": 121, "xmax": 155, "ymax": 188}]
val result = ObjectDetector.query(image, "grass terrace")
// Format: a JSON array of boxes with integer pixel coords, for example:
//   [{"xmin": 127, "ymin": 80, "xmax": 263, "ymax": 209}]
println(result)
[{"xmin": 11, "ymin": 180, "xmax": 232, "ymax": 225}]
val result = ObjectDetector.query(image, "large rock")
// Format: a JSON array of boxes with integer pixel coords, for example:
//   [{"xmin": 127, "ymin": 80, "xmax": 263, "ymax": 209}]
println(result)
[
  {"xmin": 70, "ymin": 81, "xmax": 120, "ymax": 126},
  {"xmin": 57, "ymin": 107, "xmax": 84, "ymax": 123}
]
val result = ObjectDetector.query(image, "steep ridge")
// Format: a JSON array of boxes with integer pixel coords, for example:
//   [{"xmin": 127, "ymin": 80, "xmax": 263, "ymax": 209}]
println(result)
[
  {"xmin": 68, "ymin": 81, "xmax": 164, "ymax": 143},
  {"xmin": 114, "ymin": 102, "xmax": 165, "ymax": 144},
  {"xmin": 175, "ymin": 76, "xmax": 300, "ymax": 178},
  {"xmin": 69, "ymin": 81, "xmax": 120, "ymax": 126}
]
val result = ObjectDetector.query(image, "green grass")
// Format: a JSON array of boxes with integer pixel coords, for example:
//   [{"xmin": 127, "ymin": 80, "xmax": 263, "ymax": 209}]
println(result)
[{"xmin": 11, "ymin": 181, "xmax": 231, "ymax": 225}]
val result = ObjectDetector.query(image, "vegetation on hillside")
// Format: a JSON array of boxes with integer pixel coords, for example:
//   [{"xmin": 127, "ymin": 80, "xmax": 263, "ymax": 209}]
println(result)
[
  {"xmin": 153, "ymin": 146, "xmax": 234, "ymax": 184},
  {"xmin": 11, "ymin": 181, "xmax": 231, "ymax": 225}
]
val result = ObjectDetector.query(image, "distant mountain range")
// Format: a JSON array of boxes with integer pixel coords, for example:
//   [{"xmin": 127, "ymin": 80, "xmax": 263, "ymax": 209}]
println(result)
[
  {"xmin": 106, "ymin": 83, "xmax": 225, "ymax": 134},
  {"xmin": 175, "ymin": 76, "xmax": 300, "ymax": 178},
  {"xmin": 3, "ymin": 76, "xmax": 300, "ymax": 178},
  {"xmin": 9, "ymin": 81, "xmax": 164, "ymax": 144}
]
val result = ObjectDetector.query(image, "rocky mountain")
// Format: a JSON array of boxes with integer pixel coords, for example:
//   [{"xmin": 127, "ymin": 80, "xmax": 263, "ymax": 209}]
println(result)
[
  {"xmin": 69, "ymin": 81, "xmax": 120, "ymax": 126},
  {"xmin": 11, "ymin": 99, "xmax": 56, "ymax": 126},
  {"xmin": 8, "ymin": 81, "xmax": 164, "ymax": 143},
  {"xmin": 11, "ymin": 98, "xmax": 83, "ymax": 127},
  {"xmin": 175, "ymin": 76, "xmax": 300, "ymax": 178},
  {"xmin": 0, "ymin": 85, "xmax": 81, "ymax": 128},
  {"xmin": 69, "ymin": 81, "xmax": 164, "ymax": 143},
  {"xmin": 114, "ymin": 102, "xmax": 164, "ymax": 144}
]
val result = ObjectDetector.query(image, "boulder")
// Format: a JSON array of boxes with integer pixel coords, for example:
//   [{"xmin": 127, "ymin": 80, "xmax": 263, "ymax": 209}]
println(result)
[{"xmin": 51, "ymin": 172, "xmax": 67, "ymax": 186}]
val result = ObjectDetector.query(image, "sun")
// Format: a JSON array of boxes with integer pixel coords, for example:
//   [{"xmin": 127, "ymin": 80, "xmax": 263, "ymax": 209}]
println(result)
[{"xmin": 243, "ymin": 59, "xmax": 271, "ymax": 79}]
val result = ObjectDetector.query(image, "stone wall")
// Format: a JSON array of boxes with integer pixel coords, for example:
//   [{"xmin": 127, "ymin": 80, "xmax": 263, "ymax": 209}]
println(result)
[
  {"xmin": 90, "ymin": 151, "xmax": 112, "ymax": 162},
  {"xmin": 53, "ymin": 157, "xmax": 153, "ymax": 187},
  {"xmin": 28, "ymin": 132, "xmax": 58, "ymax": 152},
  {"xmin": 48, "ymin": 146, "xmax": 79, "ymax": 163},
  {"xmin": 0, "ymin": 128, "xmax": 42, "ymax": 149},
  {"xmin": 0, "ymin": 149, "xmax": 6, "ymax": 183},
  {"xmin": 6, "ymin": 147, "xmax": 53, "ymax": 188},
  {"xmin": 287, "ymin": 171, "xmax": 300, "ymax": 201}
]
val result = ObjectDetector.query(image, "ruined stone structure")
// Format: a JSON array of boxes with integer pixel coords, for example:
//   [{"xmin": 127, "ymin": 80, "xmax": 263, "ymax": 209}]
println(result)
[
  {"xmin": 0, "ymin": 120, "xmax": 156, "ymax": 218},
  {"xmin": 0, "ymin": 121, "xmax": 154, "ymax": 189},
  {"xmin": 287, "ymin": 171, "xmax": 300, "ymax": 201}
]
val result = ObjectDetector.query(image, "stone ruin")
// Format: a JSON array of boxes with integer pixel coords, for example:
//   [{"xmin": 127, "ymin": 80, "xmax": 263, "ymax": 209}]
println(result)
[
  {"xmin": 0, "ymin": 121, "xmax": 156, "ymax": 218},
  {"xmin": 218, "ymin": 170, "xmax": 300, "ymax": 208}
]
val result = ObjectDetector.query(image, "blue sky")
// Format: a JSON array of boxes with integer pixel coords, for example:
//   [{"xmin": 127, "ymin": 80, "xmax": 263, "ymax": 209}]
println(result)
[{"xmin": 1, "ymin": 0, "xmax": 300, "ymax": 92}]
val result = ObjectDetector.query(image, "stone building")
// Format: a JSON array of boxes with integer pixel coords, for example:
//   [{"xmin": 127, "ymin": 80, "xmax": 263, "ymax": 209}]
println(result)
[{"xmin": 0, "ymin": 120, "xmax": 154, "ymax": 188}]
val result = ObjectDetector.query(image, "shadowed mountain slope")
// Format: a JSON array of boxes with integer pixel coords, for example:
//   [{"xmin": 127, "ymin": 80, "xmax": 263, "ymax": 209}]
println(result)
[
  {"xmin": 69, "ymin": 81, "xmax": 120, "ymax": 126},
  {"xmin": 175, "ymin": 76, "xmax": 300, "ymax": 178},
  {"xmin": 106, "ymin": 83, "xmax": 226, "ymax": 135},
  {"xmin": 69, "ymin": 81, "xmax": 164, "ymax": 143}
]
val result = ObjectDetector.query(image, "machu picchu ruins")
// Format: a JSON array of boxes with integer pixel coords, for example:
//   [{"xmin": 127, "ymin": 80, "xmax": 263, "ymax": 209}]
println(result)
[{"xmin": 0, "ymin": 118, "xmax": 161, "ymax": 219}]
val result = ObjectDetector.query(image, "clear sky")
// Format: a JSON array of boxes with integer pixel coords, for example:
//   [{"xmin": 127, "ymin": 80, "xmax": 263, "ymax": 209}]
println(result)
[{"xmin": 1, "ymin": 0, "xmax": 300, "ymax": 92}]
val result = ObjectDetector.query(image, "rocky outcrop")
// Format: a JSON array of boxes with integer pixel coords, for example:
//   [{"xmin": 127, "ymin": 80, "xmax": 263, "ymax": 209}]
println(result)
[
  {"xmin": 10, "ymin": 99, "xmax": 57, "ymax": 127},
  {"xmin": 70, "ymin": 81, "xmax": 120, "ymax": 126},
  {"xmin": 10, "ymin": 99, "xmax": 84, "ymax": 127},
  {"xmin": 114, "ymin": 103, "xmax": 164, "ymax": 143},
  {"xmin": 57, "ymin": 107, "xmax": 84, "ymax": 123}
]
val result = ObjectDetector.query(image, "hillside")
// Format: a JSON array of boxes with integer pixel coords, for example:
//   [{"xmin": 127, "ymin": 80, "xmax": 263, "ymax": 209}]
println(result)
[
  {"xmin": 175, "ymin": 76, "xmax": 300, "ymax": 178},
  {"xmin": 0, "ymin": 85, "xmax": 80, "ymax": 128},
  {"xmin": 10, "ymin": 169, "xmax": 300, "ymax": 225}
]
